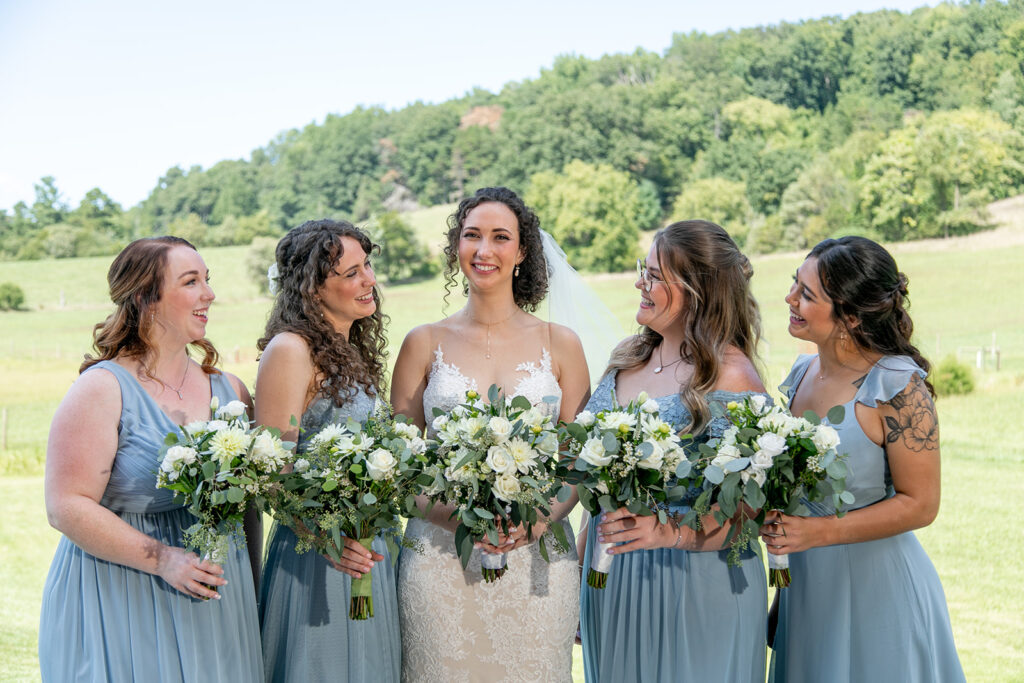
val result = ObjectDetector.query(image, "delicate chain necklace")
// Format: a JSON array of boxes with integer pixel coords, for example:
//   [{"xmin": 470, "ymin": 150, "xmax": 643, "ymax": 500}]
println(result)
[
  {"xmin": 467, "ymin": 308, "xmax": 519, "ymax": 359},
  {"xmin": 653, "ymin": 344, "xmax": 684, "ymax": 374},
  {"xmin": 157, "ymin": 356, "xmax": 191, "ymax": 400}
]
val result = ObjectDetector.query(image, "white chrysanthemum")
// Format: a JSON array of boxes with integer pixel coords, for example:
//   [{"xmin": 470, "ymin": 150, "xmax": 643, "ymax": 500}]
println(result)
[
  {"xmin": 598, "ymin": 411, "xmax": 637, "ymax": 433},
  {"xmin": 310, "ymin": 424, "xmax": 347, "ymax": 447},
  {"xmin": 366, "ymin": 448, "xmax": 398, "ymax": 481},
  {"xmin": 492, "ymin": 474, "xmax": 522, "ymax": 502},
  {"xmin": 209, "ymin": 427, "xmax": 249, "ymax": 463},
  {"xmin": 457, "ymin": 415, "xmax": 488, "ymax": 444},
  {"xmin": 506, "ymin": 438, "xmax": 538, "ymax": 473},
  {"xmin": 579, "ymin": 437, "xmax": 613, "ymax": 467},
  {"xmin": 486, "ymin": 444, "xmax": 514, "ymax": 474},
  {"xmin": 641, "ymin": 416, "xmax": 673, "ymax": 440},
  {"xmin": 182, "ymin": 421, "xmax": 208, "ymax": 437}
]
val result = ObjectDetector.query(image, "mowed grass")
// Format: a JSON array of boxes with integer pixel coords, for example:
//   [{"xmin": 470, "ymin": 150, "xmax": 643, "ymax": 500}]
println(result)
[{"xmin": 1, "ymin": 227, "xmax": 1023, "ymax": 681}]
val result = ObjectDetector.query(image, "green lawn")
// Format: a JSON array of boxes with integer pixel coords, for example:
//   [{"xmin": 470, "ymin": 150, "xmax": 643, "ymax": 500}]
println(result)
[{"xmin": 1, "ymin": 231, "xmax": 1023, "ymax": 681}]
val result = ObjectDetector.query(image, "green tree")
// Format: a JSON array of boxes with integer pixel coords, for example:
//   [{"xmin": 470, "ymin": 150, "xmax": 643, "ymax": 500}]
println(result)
[
  {"xmin": 527, "ymin": 161, "xmax": 656, "ymax": 272},
  {"xmin": 777, "ymin": 156, "xmax": 857, "ymax": 249},
  {"xmin": 670, "ymin": 177, "xmax": 752, "ymax": 245},
  {"xmin": 246, "ymin": 237, "xmax": 279, "ymax": 296},
  {"xmin": 367, "ymin": 212, "xmax": 438, "ymax": 283}
]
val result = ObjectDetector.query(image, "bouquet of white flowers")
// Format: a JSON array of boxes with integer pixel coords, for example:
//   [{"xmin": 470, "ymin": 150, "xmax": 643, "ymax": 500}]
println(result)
[
  {"xmin": 559, "ymin": 392, "xmax": 690, "ymax": 589},
  {"xmin": 680, "ymin": 395, "xmax": 853, "ymax": 586},
  {"xmin": 157, "ymin": 397, "xmax": 293, "ymax": 569},
  {"xmin": 421, "ymin": 385, "xmax": 566, "ymax": 582},
  {"xmin": 271, "ymin": 408, "xmax": 427, "ymax": 619}
]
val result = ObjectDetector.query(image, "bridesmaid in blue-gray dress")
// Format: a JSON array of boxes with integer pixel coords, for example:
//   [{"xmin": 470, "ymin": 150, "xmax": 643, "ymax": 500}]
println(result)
[
  {"xmin": 762, "ymin": 237, "xmax": 964, "ymax": 682},
  {"xmin": 580, "ymin": 220, "xmax": 767, "ymax": 682},
  {"xmin": 256, "ymin": 220, "xmax": 400, "ymax": 683},
  {"xmin": 40, "ymin": 237, "xmax": 262, "ymax": 682}
]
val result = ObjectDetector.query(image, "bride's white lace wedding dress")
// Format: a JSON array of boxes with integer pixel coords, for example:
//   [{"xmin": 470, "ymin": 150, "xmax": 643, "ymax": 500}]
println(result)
[{"xmin": 398, "ymin": 345, "xmax": 580, "ymax": 683}]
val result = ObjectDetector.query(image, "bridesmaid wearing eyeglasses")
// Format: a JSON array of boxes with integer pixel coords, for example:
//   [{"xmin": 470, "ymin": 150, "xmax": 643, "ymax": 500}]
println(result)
[{"xmin": 579, "ymin": 220, "xmax": 768, "ymax": 682}]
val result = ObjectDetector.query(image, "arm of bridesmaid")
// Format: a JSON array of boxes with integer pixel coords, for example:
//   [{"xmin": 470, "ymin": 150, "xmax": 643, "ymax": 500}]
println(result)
[
  {"xmin": 761, "ymin": 374, "xmax": 941, "ymax": 554},
  {"xmin": 45, "ymin": 369, "xmax": 226, "ymax": 600}
]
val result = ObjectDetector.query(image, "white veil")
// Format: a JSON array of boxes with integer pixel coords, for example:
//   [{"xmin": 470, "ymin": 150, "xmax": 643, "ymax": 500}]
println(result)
[{"xmin": 539, "ymin": 230, "xmax": 624, "ymax": 384}]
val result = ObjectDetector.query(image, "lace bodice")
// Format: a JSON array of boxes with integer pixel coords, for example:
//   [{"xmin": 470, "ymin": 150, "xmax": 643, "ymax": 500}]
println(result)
[{"xmin": 421, "ymin": 344, "xmax": 562, "ymax": 426}]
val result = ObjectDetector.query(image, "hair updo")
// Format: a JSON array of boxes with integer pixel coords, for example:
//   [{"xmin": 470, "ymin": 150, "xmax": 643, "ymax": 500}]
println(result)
[{"xmin": 809, "ymin": 236, "xmax": 933, "ymax": 395}]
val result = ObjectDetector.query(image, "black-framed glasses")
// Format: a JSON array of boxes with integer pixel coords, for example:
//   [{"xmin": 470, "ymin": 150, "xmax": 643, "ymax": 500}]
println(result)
[{"xmin": 636, "ymin": 258, "xmax": 683, "ymax": 293}]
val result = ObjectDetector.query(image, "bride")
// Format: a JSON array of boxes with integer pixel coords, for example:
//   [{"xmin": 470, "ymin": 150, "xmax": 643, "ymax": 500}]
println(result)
[{"xmin": 391, "ymin": 187, "xmax": 591, "ymax": 682}]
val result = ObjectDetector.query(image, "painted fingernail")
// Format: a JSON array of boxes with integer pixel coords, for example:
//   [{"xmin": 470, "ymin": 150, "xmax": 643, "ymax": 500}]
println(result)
[{"xmin": 213, "ymin": 593, "xmax": 221, "ymax": 600}]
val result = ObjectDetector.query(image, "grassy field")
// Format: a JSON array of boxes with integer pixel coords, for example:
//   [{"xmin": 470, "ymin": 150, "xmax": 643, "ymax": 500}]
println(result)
[{"xmin": 1, "ymin": 211, "xmax": 1023, "ymax": 681}]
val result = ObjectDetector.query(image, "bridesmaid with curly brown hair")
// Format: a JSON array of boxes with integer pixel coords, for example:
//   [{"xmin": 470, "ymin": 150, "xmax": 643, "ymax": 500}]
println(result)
[{"xmin": 256, "ymin": 219, "xmax": 399, "ymax": 683}]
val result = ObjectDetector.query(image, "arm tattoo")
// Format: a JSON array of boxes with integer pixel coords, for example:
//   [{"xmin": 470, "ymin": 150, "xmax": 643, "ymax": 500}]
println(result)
[{"xmin": 882, "ymin": 374, "xmax": 938, "ymax": 453}]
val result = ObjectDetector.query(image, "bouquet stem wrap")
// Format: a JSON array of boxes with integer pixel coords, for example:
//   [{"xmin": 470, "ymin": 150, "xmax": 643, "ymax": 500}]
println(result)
[
  {"xmin": 768, "ymin": 551, "xmax": 791, "ymax": 588},
  {"xmin": 587, "ymin": 515, "xmax": 615, "ymax": 589},
  {"xmin": 349, "ymin": 537, "xmax": 376, "ymax": 619},
  {"xmin": 480, "ymin": 551, "xmax": 508, "ymax": 583}
]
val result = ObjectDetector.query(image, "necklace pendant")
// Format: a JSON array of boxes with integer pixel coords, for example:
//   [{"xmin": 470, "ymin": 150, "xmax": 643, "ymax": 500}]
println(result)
[
  {"xmin": 174, "ymin": 389, "xmax": 184, "ymax": 400},
  {"xmin": 653, "ymin": 366, "xmax": 662, "ymax": 374}
]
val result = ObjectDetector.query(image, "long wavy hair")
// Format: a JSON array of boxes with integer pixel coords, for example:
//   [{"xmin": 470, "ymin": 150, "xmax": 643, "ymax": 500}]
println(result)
[
  {"xmin": 606, "ymin": 220, "xmax": 762, "ymax": 434},
  {"xmin": 81, "ymin": 236, "xmax": 220, "ymax": 380},
  {"xmin": 442, "ymin": 186, "xmax": 548, "ymax": 312},
  {"xmin": 257, "ymin": 219, "xmax": 388, "ymax": 403},
  {"xmin": 809, "ymin": 236, "xmax": 934, "ymax": 396}
]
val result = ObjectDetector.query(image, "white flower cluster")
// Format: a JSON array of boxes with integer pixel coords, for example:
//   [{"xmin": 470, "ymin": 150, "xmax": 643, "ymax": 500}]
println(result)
[
  {"xmin": 707, "ymin": 397, "xmax": 841, "ymax": 488},
  {"xmin": 572, "ymin": 393, "xmax": 686, "ymax": 481},
  {"xmin": 428, "ymin": 391, "xmax": 558, "ymax": 504},
  {"xmin": 306, "ymin": 420, "xmax": 423, "ymax": 483}
]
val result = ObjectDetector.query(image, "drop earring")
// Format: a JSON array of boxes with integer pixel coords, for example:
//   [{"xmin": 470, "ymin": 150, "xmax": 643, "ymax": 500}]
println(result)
[{"xmin": 514, "ymin": 264, "xmax": 520, "ymax": 277}]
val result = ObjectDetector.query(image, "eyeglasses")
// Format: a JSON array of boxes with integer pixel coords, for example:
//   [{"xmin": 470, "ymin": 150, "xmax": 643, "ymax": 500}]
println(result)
[{"xmin": 636, "ymin": 258, "xmax": 683, "ymax": 293}]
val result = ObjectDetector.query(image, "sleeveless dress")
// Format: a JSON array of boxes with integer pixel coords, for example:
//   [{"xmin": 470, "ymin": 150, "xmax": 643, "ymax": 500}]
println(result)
[
  {"xmin": 259, "ymin": 387, "xmax": 401, "ymax": 683},
  {"xmin": 579, "ymin": 370, "xmax": 768, "ymax": 683},
  {"xmin": 769, "ymin": 355, "xmax": 965, "ymax": 682},
  {"xmin": 38, "ymin": 360, "xmax": 263, "ymax": 682},
  {"xmin": 397, "ymin": 345, "xmax": 580, "ymax": 682}
]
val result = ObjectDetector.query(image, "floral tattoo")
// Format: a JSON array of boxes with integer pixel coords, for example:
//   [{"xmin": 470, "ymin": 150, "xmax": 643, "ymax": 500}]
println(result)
[{"xmin": 882, "ymin": 374, "xmax": 938, "ymax": 453}]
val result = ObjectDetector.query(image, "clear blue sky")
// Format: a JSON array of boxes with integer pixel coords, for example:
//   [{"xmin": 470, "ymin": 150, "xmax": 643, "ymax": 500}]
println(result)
[{"xmin": 0, "ymin": 0, "xmax": 939, "ymax": 212}]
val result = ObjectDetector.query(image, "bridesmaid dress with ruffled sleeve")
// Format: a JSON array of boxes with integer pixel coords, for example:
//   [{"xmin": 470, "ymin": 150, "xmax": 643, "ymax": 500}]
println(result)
[
  {"xmin": 769, "ymin": 355, "xmax": 965, "ymax": 683},
  {"xmin": 39, "ymin": 360, "xmax": 263, "ymax": 682}
]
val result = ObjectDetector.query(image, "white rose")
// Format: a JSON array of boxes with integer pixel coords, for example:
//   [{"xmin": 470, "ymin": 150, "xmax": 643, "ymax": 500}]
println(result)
[
  {"xmin": 536, "ymin": 431, "xmax": 559, "ymax": 455},
  {"xmin": 251, "ymin": 431, "xmax": 283, "ymax": 463},
  {"xmin": 636, "ymin": 391, "xmax": 649, "ymax": 404},
  {"xmin": 393, "ymin": 422, "xmax": 420, "ymax": 441},
  {"xmin": 756, "ymin": 432, "xmax": 788, "ymax": 459},
  {"xmin": 485, "ymin": 444, "xmax": 514, "ymax": 474},
  {"xmin": 209, "ymin": 396, "xmax": 220, "ymax": 412},
  {"xmin": 721, "ymin": 425, "xmax": 739, "ymax": 446},
  {"xmin": 812, "ymin": 425, "xmax": 840, "ymax": 452},
  {"xmin": 518, "ymin": 408, "xmax": 546, "ymax": 429},
  {"xmin": 740, "ymin": 468, "xmax": 767, "ymax": 487},
  {"xmin": 636, "ymin": 441, "xmax": 664, "ymax": 470},
  {"xmin": 640, "ymin": 398, "xmax": 659, "ymax": 414},
  {"xmin": 579, "ymin": 437, "xmax": 613, "ymax": 467},
  {"xmin": 431, "ymin": 414, "xmax": 450, "ymax": 432},
  {"xmin": 182, "ymin": 420, "xmax": 207, "ymax": 436},
  {"xmin": 161, "ymin": 445, "xmax": 195, "ymax": 472},
  {"xmin": 405, "ymin": 436, "xmax": 427, "ymax": 455},
  {"xmin": 216, "ymin": 399, "xmax": 248, "ymax": 419},
  {"xmin": 293, "ymin": 458, "xmax": 310, "ymax": 473},
  {"xmin": 758, "ymin": 412, "xmax": 790, "ymax": 435},
  {"xmin": 492, "ymin": 474, "xmax": 522, "ymax": 502},
  {"xmin": 206, "ymin": 419, "xmax": 229, "ymax": 432},
  {"xmin": 575, "ymin": 410, "xmax": 596, "ymax": 427},
  {"xmin": 717, "ymin": 444, "xmax": 741, "ymax": 460},
  {"xmin": 366, "ymin": 448, "xmax": 398, "ymax": 481},
  {"xmin": 749, "ymin": 394, "xmax": 769, "ymax": 415},
  {"xmin": 711, "ymin": 453, "xmax": 737, "ymax": 469},
  {"xmin": 488, "ymin": 416, "xmax": 513, "ymax": 442},
  {"xmin": 457, "ymin": 415, "xmax": 488, "ymax": 442}
]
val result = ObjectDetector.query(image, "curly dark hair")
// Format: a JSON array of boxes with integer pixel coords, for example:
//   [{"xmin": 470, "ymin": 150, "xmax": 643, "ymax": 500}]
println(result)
[
  {"xmin": 809, "ymin": 236, "xmax": 934, "ymax": 396},
  {"xmin": 81, "ymin": 236, "xmax": 220, "ymax": 379},
  {"xmin": 257, "ymin": 219, "xmax": 389, "ymax": 403},
  {"xmin": 443, "ymin": 187, "xmax": 548, "ymax": 312}
]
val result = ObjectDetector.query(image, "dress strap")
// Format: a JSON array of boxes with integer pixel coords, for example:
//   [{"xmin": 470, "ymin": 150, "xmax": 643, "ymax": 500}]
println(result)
[
  {"xmin": 854, "ymin": 355, "xmax": 926, "ymax": 408},
  {"xmin": 779, "ymin": 354, "xmax": 815, "ymax": 402}
]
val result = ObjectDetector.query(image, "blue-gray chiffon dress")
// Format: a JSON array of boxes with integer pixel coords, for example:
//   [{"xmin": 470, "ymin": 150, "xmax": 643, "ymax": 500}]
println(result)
[
  {"xmin": 769, "ymin": 355, "xmax": 964, "ymax": 683},
  {"xmin": 579, "ymin": 370, "xmax": 768, "ymax": 683},
  {"xmin": 38, "ymin": 360, "xmax": 263, "ymax": 682},
  {"xmin": 259, "ymin": 388, "xmax": 401, "ymax": 683}
]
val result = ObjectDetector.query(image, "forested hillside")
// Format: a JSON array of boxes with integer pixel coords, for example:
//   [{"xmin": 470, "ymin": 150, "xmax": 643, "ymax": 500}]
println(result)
[{"xmin": 3, "ymin": 0, "xmax": 1024, "ymax": 269}]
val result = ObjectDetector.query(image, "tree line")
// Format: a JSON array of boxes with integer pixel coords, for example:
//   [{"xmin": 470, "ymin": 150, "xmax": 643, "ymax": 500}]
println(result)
[{"xmin": 3, "ymin": 0, "xmax": 1024, "ymax": 274}]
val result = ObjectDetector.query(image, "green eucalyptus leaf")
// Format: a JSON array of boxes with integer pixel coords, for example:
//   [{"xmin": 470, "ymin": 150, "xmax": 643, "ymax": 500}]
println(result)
[
  {"xmin": 704, "ymin": 464, "xmax": 725, "ymax": 485},
  {"xmin": 826, "ymin": 405, "xmax": 846, "ymax": 424}
]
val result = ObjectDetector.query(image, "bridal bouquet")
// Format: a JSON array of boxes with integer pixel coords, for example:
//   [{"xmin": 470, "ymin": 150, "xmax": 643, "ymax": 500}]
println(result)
[
  {"xmin": 680, "ymin": 395, "xmax": 853, "ymax": 586},
  {"xmin": 559, "ymin": 392, "xmax": 690, "ymax": 589},
  {"xmin": 422, "ymin": 385, "xmax": 565, "ymax": 582},
  {"xmin": 270, "ymin": 409, "xmax": 427, "ymax": 619},
  {"xmin": 157, "ymin": 397, "xmax": 293, "ymax": 566}
]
